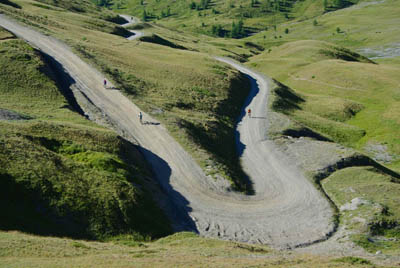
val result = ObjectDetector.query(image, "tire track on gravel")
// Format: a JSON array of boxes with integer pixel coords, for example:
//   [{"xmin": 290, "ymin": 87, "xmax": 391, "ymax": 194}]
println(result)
[{"xmin": 0, "ymin": 14, "xmax": 334, "ymax": 249}]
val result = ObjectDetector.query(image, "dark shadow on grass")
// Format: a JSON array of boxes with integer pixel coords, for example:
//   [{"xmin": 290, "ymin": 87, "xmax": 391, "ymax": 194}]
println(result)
[
  {"xmin": 314, "ymin": 154, "xmax": 400, "ymax": 183},
  {"xmin": 0, "ymin": 0, "xmax": 21, "ymax": 9},
  {"xmin": 271, "ymin": 79, "xmax": 304, "ymax": 113},
  {"xmin": 0, "ymin": 141, "xmax": 196, "ymax": 239},
  {"xmin": 138, "ymin": 147, "xmax": 198, "ymax": 233},
  {"xmin": 283, "ymin": 127, "xmax": 332, "ymax": 142},
  {"xmin": 0, "ymin": 173, "xmax": 86, "ymax": 238},
  {"xmin": 39, "ymin": 51, "xmax": 86, "ymax": 117},
  {"xmin": 139, "ymin": 34, "xmax": 187, "ymax": 50}
]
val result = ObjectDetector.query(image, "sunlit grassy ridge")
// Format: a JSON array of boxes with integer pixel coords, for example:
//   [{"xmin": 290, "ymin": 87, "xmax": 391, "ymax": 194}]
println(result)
[
  {"xmin": 0, "ymin": 28, "xmax": 171, "ymax": 240},
  {"xmin": 0, "ymin": 230, "xmax": 390, "ymax": 267}
]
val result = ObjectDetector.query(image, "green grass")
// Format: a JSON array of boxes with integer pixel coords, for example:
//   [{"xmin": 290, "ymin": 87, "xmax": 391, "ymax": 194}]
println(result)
[
  {"xmin": 248, "ymin": 0, "xmax": 400, "ymax": 50},
  {"xmin": 0, "ymin": 30, "xmax": 171, "ymax": 240},
  {"xmin": 108, "ymin": 0, "xmax": 331, "ymax": 38},
  {"xmin": 322, "ymin": 166, "xmax": 400, "ymax": 254}
]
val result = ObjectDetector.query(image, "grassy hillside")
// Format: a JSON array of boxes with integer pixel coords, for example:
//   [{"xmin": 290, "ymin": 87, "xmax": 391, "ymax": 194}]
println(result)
[
  {"xmin": 248, "ymin": 0, "xmax": 400, "ymax": 50},
  {"xmin": 108, "ymin": 0, "xmax": 361, "ymax": 38},
  {"xmin": 0, "ymin": 230, "xmax": 391, "ymax": 267},
  {"xmin": 0, "ymin": 27, "xmax": 171, "ymax": 240},
  {"xmin": 0, "ymin": 0, "xmax": 255, "ymax": 190},
  {"xmin": 249, "ymin": 39, "xmax": 400, "ymax": 173}
]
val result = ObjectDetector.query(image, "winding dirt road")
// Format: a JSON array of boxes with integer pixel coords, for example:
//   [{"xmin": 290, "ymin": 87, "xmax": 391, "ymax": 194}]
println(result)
[
  {"xmin": 119, "ymin": 14, "xmax": 144, "ymax": 40},
  {"xmin": 0, "ymin": 14, "xmax": 334, "ymax": 248}
]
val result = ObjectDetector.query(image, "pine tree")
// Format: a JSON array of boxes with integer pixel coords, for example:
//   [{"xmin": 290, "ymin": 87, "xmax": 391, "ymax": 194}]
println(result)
[{"xmin": 323, "ymin": 0, "xmax": 328, "ymax": 11}]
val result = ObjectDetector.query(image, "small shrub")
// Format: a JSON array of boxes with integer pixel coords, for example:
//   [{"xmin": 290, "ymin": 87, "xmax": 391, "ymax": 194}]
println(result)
[{"xmin": 333, "ymin": 256, "xmax": 372, "ymax": 265}]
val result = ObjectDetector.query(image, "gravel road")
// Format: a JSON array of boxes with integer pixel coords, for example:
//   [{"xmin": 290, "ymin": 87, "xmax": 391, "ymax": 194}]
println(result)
[{"xmin": 0, "ymin": 14, "xmax": 334, "ymax": 248}]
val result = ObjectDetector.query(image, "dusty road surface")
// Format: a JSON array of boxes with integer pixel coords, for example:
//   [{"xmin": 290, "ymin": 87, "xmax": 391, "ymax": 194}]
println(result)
[
  {"xmin": 0, "ymin": 15, "xmax": 334, "ymax": 248},
  {"xmin": 119, "ymin": 14, "xmax": 144, "ymax": 40}
]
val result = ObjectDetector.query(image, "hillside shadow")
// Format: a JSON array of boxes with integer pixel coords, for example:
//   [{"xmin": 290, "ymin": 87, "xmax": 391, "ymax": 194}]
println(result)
[
  {"xmin": 0, "ymin": 141, "xmax": 197, "ymax": 239},
  {"xmin": 39, "ymin": 51, "xmax": 86, "ymax": 117},
  {"xmin": 271, "ymin": 79, "xmax": 304, "ymax": 114},
  {"xmin": 138, "ymin": 147, "xmax": 198, "ymax": 232},
  {"xmin": 139, "ymin": 34, "xmax": 187, "ymax": 50},
  {"xmin": 0, "ymin": 173, "xmax": 85, "ymax": 238},
  {"xmin": 0, "ymin": 0, "xmax": 21, "ymax": 9}
]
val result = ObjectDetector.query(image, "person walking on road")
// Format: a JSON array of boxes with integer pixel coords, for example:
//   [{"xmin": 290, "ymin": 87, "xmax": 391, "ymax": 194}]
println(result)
[
  {"xmin": 139, "ymin": 111, "xmax": 143, "ymax": 124},
  {"xmin": 248, "ymin": 108, "xmax": 252, "ymax": 118},
  {"xmin": 103, "ymin": 79, "xmax": 107, "ymax": 88}
]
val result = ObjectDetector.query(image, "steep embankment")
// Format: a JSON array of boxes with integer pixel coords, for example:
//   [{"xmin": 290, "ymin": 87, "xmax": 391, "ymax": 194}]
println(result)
[{"xmin": 0, "ymin": 14, "xmax": 334, "ymax": 248}]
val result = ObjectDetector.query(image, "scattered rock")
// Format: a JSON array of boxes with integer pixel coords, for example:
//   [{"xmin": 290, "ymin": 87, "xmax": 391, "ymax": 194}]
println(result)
[
  {"xmin": 340, "ymin": 197, "xmax": 370, "ymax": 211},
  {"xmin": 351, "ymin": 217, "xmax": 367, "ymax": 224},
  {"xmin": 364, "ymin": 142, "xmax": 394, "ymax": 164},
  {"xmin": 0, "ymin": 108, "xmax": 31, "ymax": 121},
  {"xmin": 376, "ymin": 250, "xmax": 382, "ymax": 255},
  {"xmin": 151, "ymin": 107, "xmax": 164, "ymax": 115},
  {"xmin": 358, "ymin": 42, "xmax": 400, "ymax": 60},
  {"xmin": 345, "ymin": 187, "xmax": 356, "ymax": 193}
]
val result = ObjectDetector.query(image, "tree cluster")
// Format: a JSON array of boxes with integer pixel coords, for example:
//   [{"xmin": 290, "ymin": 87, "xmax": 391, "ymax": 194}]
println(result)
[
  {"xmin": 189, "ymin": 0, "xmax": 210, "ymax": 10},
  {"xmin": 231, "ymin": 20, "xmax": 245, "ymax": 38}
]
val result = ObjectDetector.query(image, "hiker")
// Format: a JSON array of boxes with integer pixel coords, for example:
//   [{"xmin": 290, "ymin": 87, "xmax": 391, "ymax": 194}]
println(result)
[
  {"xmin": 139, "ymin": 111, "xmax": 143, "ymax": 124},
  {"xmin": 248, "ymin": 108, "xmax": 251, "ymax": 118},
  {"xmin": 103, "ymin": 79, "xmax": 107, "ymax": 88}
]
